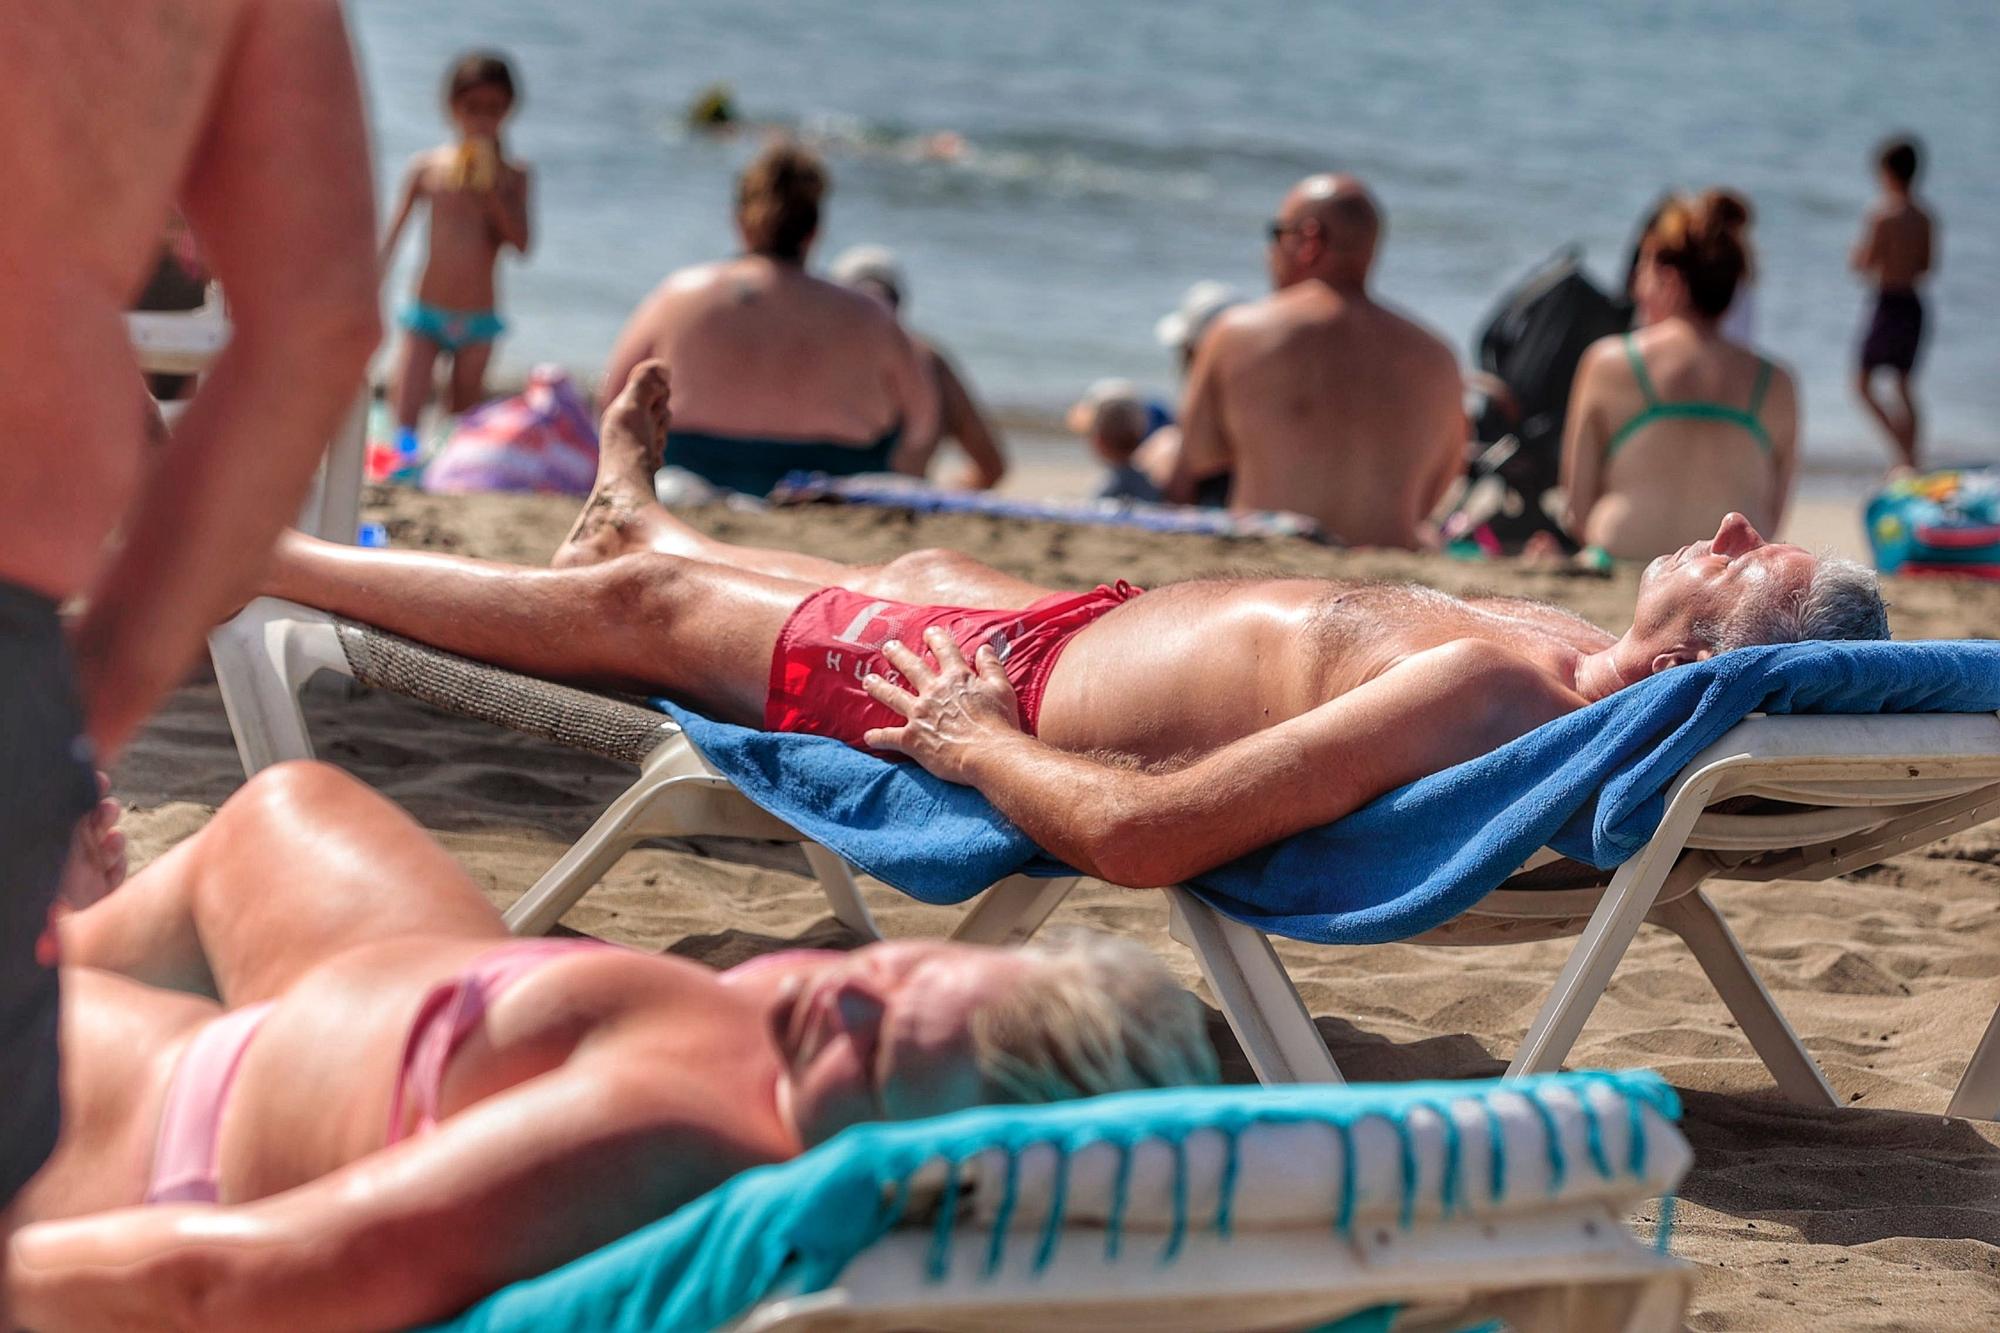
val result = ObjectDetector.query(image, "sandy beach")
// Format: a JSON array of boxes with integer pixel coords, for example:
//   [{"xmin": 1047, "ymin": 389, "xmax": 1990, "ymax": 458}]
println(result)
[{"xmin": 116, "ymin": 483, "xmax": 2000, "ymax": 1330}]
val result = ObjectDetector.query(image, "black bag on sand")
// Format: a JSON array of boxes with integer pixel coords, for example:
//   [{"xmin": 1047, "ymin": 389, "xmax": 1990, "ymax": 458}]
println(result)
[{"xmin": 1462, "ymin": 248, "xmax": 1631, "ymax": 551}]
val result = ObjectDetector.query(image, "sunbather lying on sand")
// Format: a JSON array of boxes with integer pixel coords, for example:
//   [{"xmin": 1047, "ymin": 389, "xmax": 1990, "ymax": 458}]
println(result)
[
  {"xmin": 266, "ymin": 361, "xmax": 1890, "ymax": 888},
  {"xmin": 6, "ymin": 762, "xmax": 1213, "ymax": 1332}
]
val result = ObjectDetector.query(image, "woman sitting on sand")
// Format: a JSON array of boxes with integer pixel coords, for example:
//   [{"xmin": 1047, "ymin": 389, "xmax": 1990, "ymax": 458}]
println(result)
[
  {"xmin": 1560, "ymin": 190, "xmax": 1798, "ymax": 561},
  {"xmin": 599, "ymin": 140, "xmax": 939, "ymax": 497},
  {"xmin": 8, "ymin": 762, "xmax": 1213, "ymax": 1331}
]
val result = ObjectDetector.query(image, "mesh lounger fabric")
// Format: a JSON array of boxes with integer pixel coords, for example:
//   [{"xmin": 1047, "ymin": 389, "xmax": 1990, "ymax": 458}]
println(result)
[{"xmin": 334, "ymin": 621, "xmax": 671, "ymax": 766}]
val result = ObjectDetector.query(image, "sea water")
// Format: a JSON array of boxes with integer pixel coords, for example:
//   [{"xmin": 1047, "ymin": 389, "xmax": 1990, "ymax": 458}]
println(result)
[{"xmin": 354, "ymin": 0, "xmax": 1998, "ymax": 471}]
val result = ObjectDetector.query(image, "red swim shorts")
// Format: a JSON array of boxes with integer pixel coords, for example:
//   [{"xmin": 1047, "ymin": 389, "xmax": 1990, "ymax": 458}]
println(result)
[{"xmin": 765, "ymin": 582, "xmax": 1142, "ymax": 746}]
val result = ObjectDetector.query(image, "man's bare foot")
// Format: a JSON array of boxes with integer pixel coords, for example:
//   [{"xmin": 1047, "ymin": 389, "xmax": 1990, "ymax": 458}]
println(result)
[
  {"xmin": 55, "ymin": 773, "xmax": 128, "ymax": 913},
  {"xmin": 554, "ymin": 360, "xmax": 672, "ymax": 568}
]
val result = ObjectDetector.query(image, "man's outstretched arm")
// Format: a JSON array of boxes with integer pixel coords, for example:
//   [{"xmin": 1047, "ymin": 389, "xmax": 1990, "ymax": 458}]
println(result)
[
  {"xmin": 70, "ymin": 0, "xmax": 380, "ymax": 757},
  {"xmin": 863, "ymin": 630, "xmax": 1578, "ymax": 887}
]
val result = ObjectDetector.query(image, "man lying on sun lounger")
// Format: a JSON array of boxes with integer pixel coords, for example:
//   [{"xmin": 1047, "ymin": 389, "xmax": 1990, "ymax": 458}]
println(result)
[
  {"xmin": 267, "ymin": 360, "xmax": 1889, "ymax": 888},
  {"xmin": 5, "ymin": 763, "xmax": 1213, "ymax": 1332}
]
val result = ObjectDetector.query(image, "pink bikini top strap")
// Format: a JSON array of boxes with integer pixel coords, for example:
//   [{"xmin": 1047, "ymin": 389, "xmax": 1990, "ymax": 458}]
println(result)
[{"xmin": 385, "ymin": 939, "xmax": 609, "ymax": 1144}]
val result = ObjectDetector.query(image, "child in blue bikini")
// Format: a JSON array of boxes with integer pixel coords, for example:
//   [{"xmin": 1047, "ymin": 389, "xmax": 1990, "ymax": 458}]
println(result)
[{"xmin": 381, "ymin": 52, "xmax": 533, "ymax": 459}]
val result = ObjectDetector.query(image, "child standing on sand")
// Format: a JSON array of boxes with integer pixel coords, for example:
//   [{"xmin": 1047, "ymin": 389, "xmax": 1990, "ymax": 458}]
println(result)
[
  {"xmin": 381, "ymin": 51, "xmax": 533, "ymax": 458},
  {"xmin": 1851, "ymin": 136, "xmax": 1936, "ymax": 470}
]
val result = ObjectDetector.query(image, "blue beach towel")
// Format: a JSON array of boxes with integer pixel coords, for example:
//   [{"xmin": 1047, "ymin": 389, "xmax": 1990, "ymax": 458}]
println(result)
[
  {"xmin": 658, "ymin": 640, "xmax": 2000, "ymax": 945},
  {"xmin": 422, "ymin": 1070, "xmax": 1682, "ymax": 1333}
]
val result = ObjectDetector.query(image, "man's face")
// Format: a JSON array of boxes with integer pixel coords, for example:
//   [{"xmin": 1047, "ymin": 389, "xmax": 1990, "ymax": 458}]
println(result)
[
  {"xmin": 1632, "ymin": 512, "xmax": 1818, "ymax": 655},
  {"xmin": 773, "ymin": 941, "xmax": 1029, "ymax": 1144},
  {"xmin": 1266, "ymin": 194, "xmax": 1309, "ymax": 289}
]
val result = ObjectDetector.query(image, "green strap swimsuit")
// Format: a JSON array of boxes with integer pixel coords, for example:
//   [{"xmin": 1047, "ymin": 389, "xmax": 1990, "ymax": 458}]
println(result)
[{"xmin": 1605, "ymin": 332, "xmax": 1773, "ymax": 457}]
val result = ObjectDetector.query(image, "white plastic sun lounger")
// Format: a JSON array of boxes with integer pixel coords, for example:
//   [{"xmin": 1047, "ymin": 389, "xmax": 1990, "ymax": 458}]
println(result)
[
  {"xmin": 425, "ymin": 1073, "xmax": 1693, "ymax": 1333},
  {"xmin": 208, "ymin": 600, "xmax": 2000, "ymax": 1119},
  {"xmin": 129, "ymin": 301, "xmax": 369, "ymax": 544}
]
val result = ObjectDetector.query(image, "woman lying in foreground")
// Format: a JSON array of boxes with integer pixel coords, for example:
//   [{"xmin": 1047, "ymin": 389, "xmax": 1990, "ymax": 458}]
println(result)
[{"xmin": 7, "ymin": 762, "xmax": 1215, "ymax": 1332}]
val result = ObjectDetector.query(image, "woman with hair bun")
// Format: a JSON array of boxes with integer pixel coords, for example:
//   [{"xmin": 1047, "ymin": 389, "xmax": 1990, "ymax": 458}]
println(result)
[
  {"xmin": 1561, "ymin": 190, "xmax": 1798, "ymax": 561},
  {"xmin": 600, "ymin": 139, "xmax": 939, "ymax": 498}
]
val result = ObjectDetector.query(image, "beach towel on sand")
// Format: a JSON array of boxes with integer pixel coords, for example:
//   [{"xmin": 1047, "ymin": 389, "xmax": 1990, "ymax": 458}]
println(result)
[{"xmin": 656, "ymin": 640, "xmax": 2000, "ymax": 945}]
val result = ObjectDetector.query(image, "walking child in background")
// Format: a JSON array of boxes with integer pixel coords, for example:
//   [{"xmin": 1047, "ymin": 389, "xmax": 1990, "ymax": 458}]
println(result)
[
  {"xmin": 381, "ymin": 51, "xmax": 533, "ymax": 461},
  {"xmin": 1851, "ymin": 136, "xmax": 1936, "ymax": 470}
]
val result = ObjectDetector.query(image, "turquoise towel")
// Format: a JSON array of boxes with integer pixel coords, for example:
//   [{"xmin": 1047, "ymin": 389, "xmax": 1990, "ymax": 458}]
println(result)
[{"xmin": 423, "ymin": 1070, "xmax": 1680, "ymax": 1333}]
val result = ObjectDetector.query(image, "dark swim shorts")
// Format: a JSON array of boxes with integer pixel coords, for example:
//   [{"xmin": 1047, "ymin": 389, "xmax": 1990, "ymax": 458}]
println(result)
[
  {"xmin": 1860, "ymin": 289, "xmax": 1925, "ymax": 374},
  {"xmin": 0, "ymin": 581, "xmax": 96, "ymax": 1205}
]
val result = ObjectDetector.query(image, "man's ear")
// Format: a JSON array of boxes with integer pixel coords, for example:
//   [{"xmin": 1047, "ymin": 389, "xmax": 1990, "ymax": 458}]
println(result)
[{"xmin": 1649, "ymin": 646, "xmax": 1706, "ymax": 675}]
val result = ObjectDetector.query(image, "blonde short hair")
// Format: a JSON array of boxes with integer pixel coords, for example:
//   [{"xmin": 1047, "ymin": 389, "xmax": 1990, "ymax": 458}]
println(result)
[{"xmin": 971, "ymin": 930, "xmax": 1220, "ymax": 1103}]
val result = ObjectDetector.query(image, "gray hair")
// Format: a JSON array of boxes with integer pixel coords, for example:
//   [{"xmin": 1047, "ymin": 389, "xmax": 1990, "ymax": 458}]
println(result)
[
  {"xmin": 972, "ymin": 930, "xmax": 1220, "ymax": 1103},
  {"xmin": 1710, "ymin": 554, "xmax": 1891, "ymax": 651}
]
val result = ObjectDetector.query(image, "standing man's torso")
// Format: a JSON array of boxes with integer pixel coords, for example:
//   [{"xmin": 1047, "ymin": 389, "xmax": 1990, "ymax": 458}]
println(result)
[
  {"xmin": 1211, "ymin": 289, "xmax": 1461, "ymax": 547},
  {"xmin": 0, "ymin": 0, "xmax": 247, "ymax": 599},
  {"xmin": 1868, "ymin": 202, "xmax": 1934, "ymax": 293}
]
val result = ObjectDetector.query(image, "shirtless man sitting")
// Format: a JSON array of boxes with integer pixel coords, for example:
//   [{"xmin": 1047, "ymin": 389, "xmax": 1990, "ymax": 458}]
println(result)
[
  {"xmin": 599, "ymin": 140, "xmax": 937, "ymax": 496},
  {"xmin": 1165, "ymin": 175, "xmax": 1465, "ymax": 549},
  {"xmin": 268, "ymin": 362, "xmax": 1889, "ymax": 888}
]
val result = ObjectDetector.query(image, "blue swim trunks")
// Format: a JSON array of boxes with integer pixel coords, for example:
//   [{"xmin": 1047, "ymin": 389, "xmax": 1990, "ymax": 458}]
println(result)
[{"xmin": 399, "ymin": 301, "xmax": 505, "ymax": 352}]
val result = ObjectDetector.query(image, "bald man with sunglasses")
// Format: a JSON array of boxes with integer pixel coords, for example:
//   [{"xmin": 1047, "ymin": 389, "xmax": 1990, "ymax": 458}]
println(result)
[{"xmin": 1167, "ymin": 175, "xmax": 1465, "ymax": 549}]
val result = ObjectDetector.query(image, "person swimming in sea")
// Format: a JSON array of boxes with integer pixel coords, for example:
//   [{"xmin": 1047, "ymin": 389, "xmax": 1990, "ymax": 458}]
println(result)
[{"xmin": 380, "ymin": 51, "xmax": 534, "ymax": 460}]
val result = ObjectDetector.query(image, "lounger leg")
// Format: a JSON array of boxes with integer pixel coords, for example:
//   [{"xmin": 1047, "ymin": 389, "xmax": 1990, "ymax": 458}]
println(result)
[
  {"xmin": 1650, "ymin": 891, "xmax": 1838, "ymax": 1108},
  {"xmin": 802, "ymin": 845, "xmax": 882, "ymax": 941},
  {"xmin": 505, "ymin": 736, "xmax": 806, "ymax": 936},
  {"xmin": 1167, "ymin": 888, "xmax": 1342, "ymax": 1085},
  {"xmin": 950, "ymin": 875, "xmax": 1079, "ymax": 946},
  {"xmin": 1508, "ymin": 773, "xmax": 1722, "ymax": 1078},
  {"xmin": 1946, "ymin": 1003, "xmax": 2000, "ymax": 1121},
  {"xmin": 209, "ymin": 599, "xmax": 347, "ymax": 774},
  {"xmin": 504, "ymin": 772, "xmax": 677, "ymax": 936}
]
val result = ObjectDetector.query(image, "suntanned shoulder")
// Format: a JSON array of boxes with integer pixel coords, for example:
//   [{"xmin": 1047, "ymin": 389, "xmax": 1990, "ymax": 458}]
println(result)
[{"xmin": 1414, "ymin": 638, "xmax": 1585, "ymax": 740}]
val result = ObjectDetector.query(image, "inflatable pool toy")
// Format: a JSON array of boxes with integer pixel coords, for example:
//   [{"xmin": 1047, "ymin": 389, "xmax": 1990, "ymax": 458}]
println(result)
[{"xmin": 1865, "ymin": 469, "xmax": 2000, "ymax": 579}]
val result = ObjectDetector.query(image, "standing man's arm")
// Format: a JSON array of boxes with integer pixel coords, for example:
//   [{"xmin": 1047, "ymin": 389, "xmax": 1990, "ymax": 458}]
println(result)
[
  {"xmin": 1164, "ymin": 324, "xmax": 1234, "ymax": 503},
  {"xmin": 1849, "ymin": 211, "xmax": 1884, "ymax": 276},
  {"xmin": 69, "ymin": 0, "xmax": 381, "ymax": 757}
]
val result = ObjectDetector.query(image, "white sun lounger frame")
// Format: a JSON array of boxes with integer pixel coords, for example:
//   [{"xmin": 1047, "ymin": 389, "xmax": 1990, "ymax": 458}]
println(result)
[
  {"xmin": 129, "ymin": 300, "xmax": 369, "ymax": 544},
  {"xmin": 730, "ymin": 1207, "xmax": 1688, "ymax": 1332},
  {"xmin": 210, "ymin": 599, "xmax": 2000, "ymax": 1119}
]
